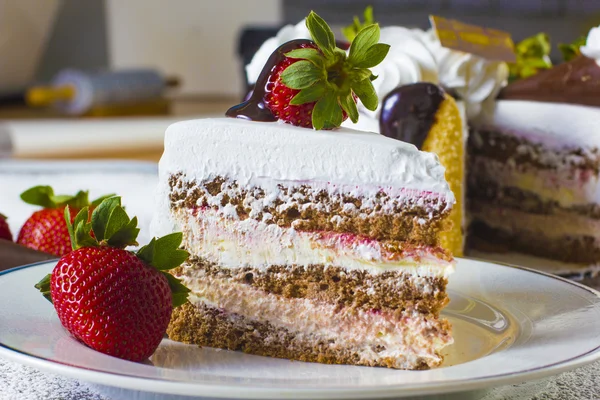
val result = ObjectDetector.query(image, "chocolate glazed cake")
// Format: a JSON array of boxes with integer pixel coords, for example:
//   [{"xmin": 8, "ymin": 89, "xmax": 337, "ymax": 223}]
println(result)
[
  {"xmin": 152, "ymin": 117, "xmax": 456, "ymax": 370},
  {"xmin": 468, "ymin": 53, "xmax": 600, "ymax": 272}
]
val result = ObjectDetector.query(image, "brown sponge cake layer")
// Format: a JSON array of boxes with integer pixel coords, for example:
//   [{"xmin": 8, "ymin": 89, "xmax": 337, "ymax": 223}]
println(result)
[
  {"xmin": 469, "ymin": 218, "xmax": 600, "ymax": 264},
  {"xmin": 167, "ymin": 302, "xmax": 446, "ymax": 370},
  {"xmin": 468, "ymin": 178, "xmax": 600, "ymax": 219},
  {"xmin": 168, "ymin": 174, "xmax": 450, "ymax": 246},
  {"xmin": 174, "ymin": 257, "xmax": 450, "ymax": 315},
  {"xmin": 469, "ymin": 129, "xmax": 600, "ymax": 171}
]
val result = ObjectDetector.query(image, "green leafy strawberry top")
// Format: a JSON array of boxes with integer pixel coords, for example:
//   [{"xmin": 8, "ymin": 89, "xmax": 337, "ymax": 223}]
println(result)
[
  {"xmin": 342, "ymin": 6, "xmax": 374, "ymax": 43},
  {"xmin": 282, "ymin": 11, "xmax": 390, "ymax": 130},
  {"xmin": 35, "ymin": 196, "xmax": 190, "ymax": 307},
  {"xmin": 21, "ymin": 185, "xmax": 113, "ymax": 209},
  {"xmin": 508, "ymin": 33, "xmax": 552, "ymax": 82},
  {"xmin": 559, "ymin": 36, "xmax": 586, "ymax": 62}
]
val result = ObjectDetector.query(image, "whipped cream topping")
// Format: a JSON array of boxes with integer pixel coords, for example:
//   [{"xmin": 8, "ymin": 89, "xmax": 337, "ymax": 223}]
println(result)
[
  {"xmin": 581, "ymin": 25, "xmax": 600, "ymax": 65},
  {"xmin": 368, "ymin": 27, "xmax": 439, "ymax": 114},
  {"xmin": 245, "ymin": 19, "xmax": 310, "ymax": 85},
  {"xmin": 424, "ymin": 30, "xmax": 509, "ymax": 119},
  {"xmin": 341, "ymin": 27, "xmax": 508, "ymax": 131},
  {"xmin": 172, "ymin": 208, "xmax": 454, "ymax": 276},
  {"xmin": 473, "ymin": 100, "xmax": 600, "ymax": 151},
  {"xmin": 152, "ymin": 118, "xmax": 454, "ymax": 242}
]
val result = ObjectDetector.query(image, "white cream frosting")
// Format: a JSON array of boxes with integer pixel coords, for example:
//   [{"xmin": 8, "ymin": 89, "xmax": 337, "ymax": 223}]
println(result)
[
  {"xmin": 368, "ymin": 27, "xmax": 439, "ymax": 113},
  {"xmin": 581, "ymin": 25, "xmax": 600, "ymax": 65},
  {"xmin": 245, "ymin": 19, "xmax": 310, "ymax": 85},
  {"xmin": 341, "ymin": 27, "xmax": 507, "ymax": 131},
  {"xmin": 473, "ymin": 100, "xmax": 600, "ymax": 151},
  {"xmin": 424, "ymin": 30, "xmax": 508, "ymax": 120},
  {"xmin": 172, "ymin": 208, "xmax": 454, "ymax": 276},
  {"xmin": 183, "ymin": 275, "xmax": 451, "ymax": 368},
  {"xmin": 152, "ymin": 118, "xmax": 454, "ymax": 239},
  {"xmin": 470, "ymin": 156, "xmax": 600, "ymax": 208}
]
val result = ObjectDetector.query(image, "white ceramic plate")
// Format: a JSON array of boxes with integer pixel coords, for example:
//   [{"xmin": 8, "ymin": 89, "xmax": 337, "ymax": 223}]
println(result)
[{"xmin": 1, "ymin": 259, "xmax": 599, "ymax": 399}]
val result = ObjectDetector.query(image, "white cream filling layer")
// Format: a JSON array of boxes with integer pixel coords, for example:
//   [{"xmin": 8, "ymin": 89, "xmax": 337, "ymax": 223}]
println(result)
[
  {"xmin": 470, "ymin": 156, "xmax": 600, "ymax": 208},
  {"xmin": 183, "ymin": 272, "xmax": 452, "ymax": 367},
  {"xmin": 471, "ymin": 204, "xmax": 600, "ymax": 240},
  {"xmin": 173, "ymin": 209, "xmax": 454, "ymax": 276}
]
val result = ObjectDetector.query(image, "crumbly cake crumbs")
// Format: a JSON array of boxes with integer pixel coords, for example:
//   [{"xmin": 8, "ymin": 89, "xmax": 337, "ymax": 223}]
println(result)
[
  {"xmin": 168, "ymin": 175, "xmax": 452, "ymax": 246},
  {"xmin": 174, "ymin": 257, "xmax": 450, "ymax": 315},
  {"xmin": 167, "ymin": 302, "xmax": 446, "ymax": 370}
]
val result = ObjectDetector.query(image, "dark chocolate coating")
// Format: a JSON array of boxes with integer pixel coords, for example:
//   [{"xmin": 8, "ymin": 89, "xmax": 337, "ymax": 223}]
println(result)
[
  {"xmin": 226, "ymin": 39, "xmax": 314, "ymax": 122},
  {"xmin": 498, "ymin": 55, "xmax": 600, "ymax": 106},
  {"xmin": 379, "ymin": 83, "xmax": 445, "ymax": 149}
]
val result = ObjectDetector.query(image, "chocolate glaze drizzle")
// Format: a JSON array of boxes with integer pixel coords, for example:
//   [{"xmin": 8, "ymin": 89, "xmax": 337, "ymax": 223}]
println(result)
[
  {"xmin": 226, "ymin": 39, "xmax": 314, "ymax": 121},
  {"xmin": 498, "ymin": 55, "xmax": 600, "ymax": 106},
  {"xmin": 379, "ymin": 83, "xmax": 445, "ymax": 150}
]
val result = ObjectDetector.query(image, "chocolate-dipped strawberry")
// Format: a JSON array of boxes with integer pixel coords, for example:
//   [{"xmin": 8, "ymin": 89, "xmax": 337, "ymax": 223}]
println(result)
[{"xmin": 227, "ymin": 11, "xmax": 390, "ymax": 130}]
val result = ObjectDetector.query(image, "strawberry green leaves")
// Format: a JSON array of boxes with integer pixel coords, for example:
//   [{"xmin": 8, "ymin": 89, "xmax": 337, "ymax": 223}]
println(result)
[
  {"xmin": 508, "ymin": 33, "xmax": 552, "ymax": 82},
  {"xmin": 21, "ymin": 186, "xmax": 85, "ymax": 209},
  {"xmin": 20, "ymin": 185, "xmax": 114, "ymax": 210},
  {"xmin": 306, "ymin": 11, "xmax": 336, "ymax": 57},
  {"xmin": 281, "ymin": 60, "xmax": 322, "ymax": 89},
  {"xmin": 559, "ymin": 36, "xmax": 586, "ymax": 62},
  {"xmin": 38, "ymin": 195, "xmax": 191, "ymax": 307},
  {"xmin": 66, "ymin": 196, "xmax": 139, "ymax": 250},
  {"xmin": 137, "ymin": 233, "xmax": 189, "ymax": 272},
  {"xmin": 137, "ymin": 232, "xmax": 191, "ymax": 307},
  {"xmin": 34, "ymin": 274, "xmax": 52, "ymax": 303},
  {"xmin": 342, "ymin": 6, "xmax": 374, "ymax": 43},
  {"xmin": 280, "ymin": 10, "xmax": 389, "ymax": 130}
]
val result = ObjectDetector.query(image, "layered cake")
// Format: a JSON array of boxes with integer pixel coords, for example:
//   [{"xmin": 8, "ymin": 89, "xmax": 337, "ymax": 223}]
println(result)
[
  {"xmin": 153, "ymin": 118, "xmax": 455, "ymax": 369},
  {"xmin": 242, "ymin": 11, "xmax": 600, "ymax": 275},
  {"xmin": 153, "ymin": 11, "xmax": 456, "ymax": 369},
  {"xmin": 467, "ymin": 27, "xmax": 600, "ymax": 272}
]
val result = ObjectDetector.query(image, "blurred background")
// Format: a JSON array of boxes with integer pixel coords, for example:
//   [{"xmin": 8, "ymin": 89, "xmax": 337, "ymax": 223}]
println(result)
[{"xmin": 0, "ymin": 0, "xmax": 598, "ymax": 161}]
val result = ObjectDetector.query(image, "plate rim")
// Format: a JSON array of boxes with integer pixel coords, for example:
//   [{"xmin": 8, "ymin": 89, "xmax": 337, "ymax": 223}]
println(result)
[{"xmin": 1, "ymin": 259, "xmax": 599, "ymax": 399}]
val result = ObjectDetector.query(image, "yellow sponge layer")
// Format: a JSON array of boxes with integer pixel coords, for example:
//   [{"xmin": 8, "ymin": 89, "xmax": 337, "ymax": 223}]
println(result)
[{"xmin": 422, "ymin": 95, "xmax": 465, "ymax": 256}]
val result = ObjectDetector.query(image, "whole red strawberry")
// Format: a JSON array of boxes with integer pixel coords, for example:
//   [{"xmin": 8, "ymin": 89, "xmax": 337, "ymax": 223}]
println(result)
[
  {"xmin": 35, "ymin": 197, "xmax": 190, "ymax": 362},
  {"xmin": 0, "ymin": 213, "xmax": 12, "ymax": 241},
  {"xmin": 228, "ymin": 11, "xmax": 389, "ymax": 130},
  {"xmin": 17, "ymin": 186, "xmax": 111, "ymax": 257}
]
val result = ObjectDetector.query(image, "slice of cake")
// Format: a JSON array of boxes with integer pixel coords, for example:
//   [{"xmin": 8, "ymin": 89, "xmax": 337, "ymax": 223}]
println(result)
[
  {"xmin": 467, "ymin": 27, "xmax": 600, "ymax": 273},
  {"xmin": 153, "ymin": 11, "xmax": 455, "ymax": 370},
  {"xmin": 153, "ymin": 118, "xmax": 455, "ymax": 369}
]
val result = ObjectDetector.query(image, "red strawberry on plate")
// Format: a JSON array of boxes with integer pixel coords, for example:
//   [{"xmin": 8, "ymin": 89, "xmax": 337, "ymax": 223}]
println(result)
[
  {"xmin": 228, "ymin": 11, "xmax": 389, "ymax": 130},
  {"xmin": 35, "ymin": 196, "xmax": 190, "ymax": 362},
  {"xmin": 17, "ymin": 186, "xmax": 112, "ymax": 257},
  {"xmin": 0, "ymin": 213, "xmax": 12, "ymax": 241}
]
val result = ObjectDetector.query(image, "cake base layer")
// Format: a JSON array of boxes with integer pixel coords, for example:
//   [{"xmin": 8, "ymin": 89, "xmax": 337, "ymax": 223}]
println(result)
[
  {"xmin": 168, "ymin": 302, "xmax": 435, "ymax": 370},
  {"xmin": 468, "ymin": 220, "xmax": 600, "ymax": 264},
  {"xmin": 176, "ymin": 257, "xmax": 449, "ymax": 314}
]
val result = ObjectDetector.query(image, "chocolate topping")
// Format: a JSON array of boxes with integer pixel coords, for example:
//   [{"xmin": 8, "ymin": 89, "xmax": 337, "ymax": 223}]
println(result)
[
  {"xmin": 379, "ymin": 83, "xmax": 445, "ymax": 150},
  {"xmin": 498, "ymin": 55, "xmax": 600, "ymax": 106},
  {"xmin": 226, "ymin": 39, "xmax": 314, "ymax": 121}
]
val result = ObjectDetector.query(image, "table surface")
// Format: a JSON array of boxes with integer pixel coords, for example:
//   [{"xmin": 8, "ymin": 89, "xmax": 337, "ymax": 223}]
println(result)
[{"xmin": 0, "ymin": 97, "xmax": 235, "ymax": 161}]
